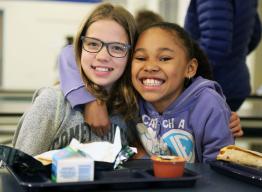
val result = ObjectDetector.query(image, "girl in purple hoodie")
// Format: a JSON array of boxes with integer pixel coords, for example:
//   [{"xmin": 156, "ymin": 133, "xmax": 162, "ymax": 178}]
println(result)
[{"xmin": 131, "ymin": 22, "xmax": 234, "ymax": 162}]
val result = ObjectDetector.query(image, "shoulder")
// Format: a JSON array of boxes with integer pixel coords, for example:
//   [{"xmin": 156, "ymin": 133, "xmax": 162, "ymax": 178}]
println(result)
[
  {"xmin": 196, "ymin": 87, "xmax": 230, "ymax": 118},
  {"xmin": 32, "ymin": 86, "xmax": 66, "ymax": 110},
  {"xmin": 191, "ymin": 78, "xmax": 230, "ymax": 112},
  {"xmin": 33, "ymin": 86, "xmax": 63, "ymax": 101}
]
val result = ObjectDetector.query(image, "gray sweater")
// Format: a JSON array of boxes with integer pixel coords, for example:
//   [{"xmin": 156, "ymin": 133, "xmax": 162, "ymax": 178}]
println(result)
[{"xmin": 12, "ymin": 87, "xmax": 129, "ymax": 156}]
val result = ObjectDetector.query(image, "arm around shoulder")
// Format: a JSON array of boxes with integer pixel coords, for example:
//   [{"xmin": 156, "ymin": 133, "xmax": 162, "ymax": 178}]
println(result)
[{"xmin": 58, "ymin": 45, "xmax": 96, "ymax": 108}]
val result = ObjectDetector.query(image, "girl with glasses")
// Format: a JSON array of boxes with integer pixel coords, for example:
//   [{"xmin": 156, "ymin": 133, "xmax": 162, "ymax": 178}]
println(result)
[{"xmin": 12, "ymin": 3, "xmax": 139, "ymax": 156}]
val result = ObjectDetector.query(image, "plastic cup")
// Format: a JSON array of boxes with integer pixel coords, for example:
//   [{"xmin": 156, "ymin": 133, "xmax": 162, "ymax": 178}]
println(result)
[{"xmin": 151, "ymin": 155, "xmax": 186, "ymax": 178}]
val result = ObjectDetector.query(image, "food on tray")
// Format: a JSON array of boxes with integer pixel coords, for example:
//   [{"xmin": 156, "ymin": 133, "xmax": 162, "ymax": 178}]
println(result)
[
  {"xmin": 151, "ymin": 155, "xmax": 186, "ymax": 178},
  {"xmin": 35, "ymin": 150, "xmax": 59, "ymax": 165},
  {"xmin": 217, "ymin": 145, "xmax": 262, "ymax": 168}
]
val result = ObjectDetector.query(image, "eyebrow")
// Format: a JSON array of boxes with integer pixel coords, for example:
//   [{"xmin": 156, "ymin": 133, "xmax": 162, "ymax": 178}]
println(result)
[
  {"xmin": 134, "ymin": 47, "xmax": 174, "ymax": 53},
  {"xmin": 158, "ymin": 47, "xmax": 174, "ymax": 52},
  {"xmin": 85, "ymin": 36, "xmax": 129, "ymax": 45}
]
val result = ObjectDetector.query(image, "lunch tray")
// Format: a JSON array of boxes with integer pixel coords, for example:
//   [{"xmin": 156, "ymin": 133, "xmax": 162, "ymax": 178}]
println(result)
[
  {"xmin": 0, "ymin": 145, "xmax": 200, "ymax": 191},
  {"xmin": 209, "ymin": 160, "xmax": 262, "ymax": 187}
]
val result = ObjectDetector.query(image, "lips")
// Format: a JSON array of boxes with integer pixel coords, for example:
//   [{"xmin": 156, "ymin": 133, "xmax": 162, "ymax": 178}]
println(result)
[{"xmin": 91, "ymin": 65, "xmax": 113, "ymax": 72}]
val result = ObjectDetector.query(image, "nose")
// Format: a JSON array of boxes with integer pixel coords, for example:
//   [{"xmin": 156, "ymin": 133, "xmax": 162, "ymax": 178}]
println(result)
[
  {"xmin": 144, "ymin": 62, "xmax": 160, "ymax": 73},
  {"xmin": 96, "ymin": 45, "xmax": 110, "ymax": 60}
]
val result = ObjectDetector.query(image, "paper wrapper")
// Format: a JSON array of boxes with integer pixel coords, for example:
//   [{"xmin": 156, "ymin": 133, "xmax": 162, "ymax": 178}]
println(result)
[{"xmin": 35, "ymin": 150, "xmax": 59, "ymax": 165}]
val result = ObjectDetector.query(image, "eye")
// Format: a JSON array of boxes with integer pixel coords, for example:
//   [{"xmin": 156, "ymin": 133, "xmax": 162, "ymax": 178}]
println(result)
[
  {"xmin": 110, "ymin": 44, "xmax": 126, "ymax": 53},
  {"xmin": 87, "ymin": 41, "xmax": 100, "ymax": 48},
  {"xmin": 159, "ymin": 56, "xmax": 172, "ymax": 62},
  {"xmin": 134, "ymin": 56, "xmax": 146, "ymax": 61}
]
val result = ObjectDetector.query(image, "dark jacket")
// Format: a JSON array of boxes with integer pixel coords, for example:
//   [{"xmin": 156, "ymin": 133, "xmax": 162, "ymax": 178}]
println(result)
[{"xmin": 184, "ymin": 0, "xmax": 261, "ymax": 108}]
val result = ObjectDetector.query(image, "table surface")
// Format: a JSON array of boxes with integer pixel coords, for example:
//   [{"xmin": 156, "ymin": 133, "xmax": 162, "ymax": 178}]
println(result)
[
  {"xmin": 237, "ymin": 96, "xmax": 262, "ymax": 119},
  {"xmin": 0, "ymin": 160, "xmax": 261, "ymax": 192}
]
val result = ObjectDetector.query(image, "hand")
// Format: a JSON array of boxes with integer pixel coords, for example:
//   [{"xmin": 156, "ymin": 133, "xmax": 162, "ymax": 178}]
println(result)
[
  {"xmin": 229, "ymin": 112, "xmax": 244, "ymax": 137},
  {"xmin": 132, "ymin": 143, "xmax": 147, "ymax": 159},
  {"xmin": 83, "ymin": 100, "xmax": 111, "ymax": 136}
]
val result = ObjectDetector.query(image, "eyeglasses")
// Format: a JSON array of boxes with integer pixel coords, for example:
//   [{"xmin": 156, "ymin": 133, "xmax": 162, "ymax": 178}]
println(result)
[{"xmin": 81, "ymin": 36, "xmax": 131, "ymax": 58}]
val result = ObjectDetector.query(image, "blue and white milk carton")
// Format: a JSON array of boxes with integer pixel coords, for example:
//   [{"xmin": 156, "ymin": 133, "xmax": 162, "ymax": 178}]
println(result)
[{"xmin": 51, "ymin": 146, "xmax": 94, "ymax": 183}]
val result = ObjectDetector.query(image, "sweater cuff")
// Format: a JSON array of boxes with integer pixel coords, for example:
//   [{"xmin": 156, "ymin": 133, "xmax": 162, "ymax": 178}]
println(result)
[{"xmin": 66, "ymin": 87, "xmax": 96, "ymax": 108}]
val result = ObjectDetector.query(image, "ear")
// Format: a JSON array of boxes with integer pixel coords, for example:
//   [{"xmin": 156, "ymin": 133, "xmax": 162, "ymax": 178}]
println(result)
[{"xmin": 186, "ymin": 58, "xmax": 198, "ymax": 78}]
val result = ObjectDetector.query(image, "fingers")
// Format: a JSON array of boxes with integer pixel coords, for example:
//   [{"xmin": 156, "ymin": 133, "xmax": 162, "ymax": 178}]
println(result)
[
  {"xmin": 233, "ymin": 129, "xmax": 244, "ymax": 137},
  {"xmin": 229, "ymin": 112, "xmax": 243, "ymax": 138},
  {"xmin": 229, "ymin": 118, "xmax": 240, "ymax": 129},
  {"xmin": 232, "ymin": 129, "xmax": 244, "ymax": 138},
  {"xmin": 230, "ymin": 121, "xmax": 244, "ymax": 138},
  {"xmin": 229, "ymin": 112, "xmax": 239, "ymax": 127}
]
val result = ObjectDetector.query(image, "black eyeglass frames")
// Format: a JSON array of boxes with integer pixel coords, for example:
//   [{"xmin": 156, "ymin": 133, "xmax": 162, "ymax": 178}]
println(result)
[{"xmin": 80, "ymin": 36, "xmax": 131, "ymax": 58}]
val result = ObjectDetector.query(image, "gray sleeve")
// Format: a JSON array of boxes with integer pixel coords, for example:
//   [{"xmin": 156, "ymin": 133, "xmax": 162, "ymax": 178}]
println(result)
[{"xmin": 12, "ymin": 87, "xmax": 60, "ymax": 156}]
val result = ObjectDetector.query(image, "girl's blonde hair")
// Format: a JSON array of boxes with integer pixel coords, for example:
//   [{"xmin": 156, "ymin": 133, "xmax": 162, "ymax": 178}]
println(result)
[{"xmin": 74, "ymin": 3, "xmax": 138, "ymax": 120}]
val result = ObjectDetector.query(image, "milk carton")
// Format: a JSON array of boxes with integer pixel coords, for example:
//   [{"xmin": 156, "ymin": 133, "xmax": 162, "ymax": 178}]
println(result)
[{"xmin": 51, "ymin": 146, "xmax": 94, "ymax": 183}]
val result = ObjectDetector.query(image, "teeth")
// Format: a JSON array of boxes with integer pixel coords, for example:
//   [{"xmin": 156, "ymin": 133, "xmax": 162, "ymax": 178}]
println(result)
[
  {"xmin": 142, "ymin": 79, "xmax": 163, "ymax": 86},
  {"xmin": 96, "ymin": 67, "xmax": 108, "ymax": 72},
  {"xmin": 93, "ymin": 66, "xmax": 113, "ymax": 72}
]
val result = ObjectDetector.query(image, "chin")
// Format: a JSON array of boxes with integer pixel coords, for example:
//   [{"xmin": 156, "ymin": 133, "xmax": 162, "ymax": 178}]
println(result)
[{"xmin": 140, "ymin": 93, "xmax": 161, "ymax": 103}]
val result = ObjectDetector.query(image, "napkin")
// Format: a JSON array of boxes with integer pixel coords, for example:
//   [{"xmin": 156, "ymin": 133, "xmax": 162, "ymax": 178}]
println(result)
[
  {"xmin": 35, "ymin": 126, "xmax": 122, "ymax": 165},
  {"xmin": 73, "ymin": 125, "xmax": 122, "ymax": 163}
]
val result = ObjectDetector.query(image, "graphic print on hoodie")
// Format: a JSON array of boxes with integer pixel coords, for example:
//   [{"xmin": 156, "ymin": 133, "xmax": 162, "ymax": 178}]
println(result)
[{"xmin": 137, "ymin": 113, "xmax": 195, "ymax": 163}]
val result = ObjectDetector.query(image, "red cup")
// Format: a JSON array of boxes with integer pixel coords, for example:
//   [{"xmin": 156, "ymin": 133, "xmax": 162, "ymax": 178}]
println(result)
[{"xmin": 151, "ymin": 155, "xmax": 186, "ymax": 178}]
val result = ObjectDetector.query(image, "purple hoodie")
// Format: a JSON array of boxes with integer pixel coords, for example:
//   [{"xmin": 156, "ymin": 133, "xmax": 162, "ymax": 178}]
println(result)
[
  {"xmin": 59, "ymin": 45, "xmax": 234, "ymax": 163},
  {"xmin": 137, "ymin": 77, "xmax": 234, "ymax": 163},
  {"xmin": 59, "ymin": 45, "xmax": 95, "ymax": 108}
]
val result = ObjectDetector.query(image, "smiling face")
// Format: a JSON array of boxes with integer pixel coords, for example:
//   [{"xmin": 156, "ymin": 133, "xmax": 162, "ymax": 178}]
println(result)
[
  {"xmin": 132, "ymin": 27, "xmax": 197, "ymax": 113},
  {"xmin": 81, "ymin": 19, "xmax": 129, "ymax": 90}
]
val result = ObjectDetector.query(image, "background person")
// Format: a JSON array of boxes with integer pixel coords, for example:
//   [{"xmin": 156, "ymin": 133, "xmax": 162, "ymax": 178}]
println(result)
[
  {"xmin": 184, "ymin": 0, "xmax": 262, "ymax": 111},
  {"xmin": 135, "ymin": 9, "xmax": 164, "ymax": 33}
]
